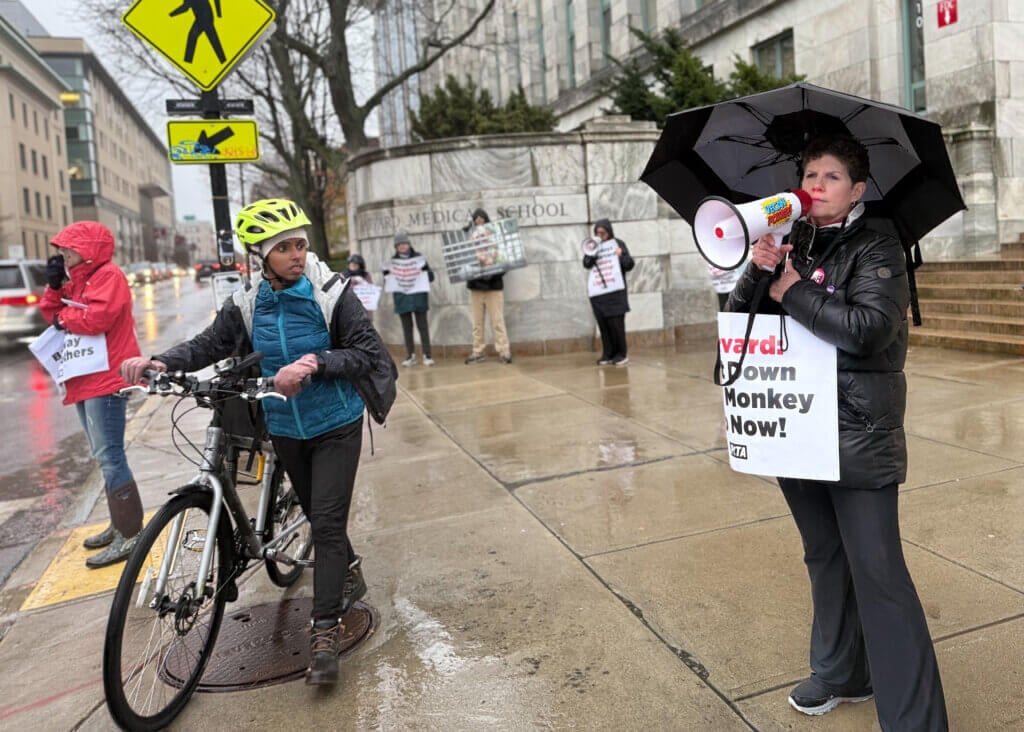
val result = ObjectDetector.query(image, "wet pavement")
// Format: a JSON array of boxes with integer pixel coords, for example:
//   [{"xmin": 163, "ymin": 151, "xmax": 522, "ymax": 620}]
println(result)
[{"xmin": 0, "ymin": 342, "xmax": 1022, "ymax": 730}]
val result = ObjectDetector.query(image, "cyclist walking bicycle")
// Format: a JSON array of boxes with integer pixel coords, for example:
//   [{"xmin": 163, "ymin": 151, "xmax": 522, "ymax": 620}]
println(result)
[{"xmin": 121, "ymin": 198, "xmax": 397, "ymax": 686}]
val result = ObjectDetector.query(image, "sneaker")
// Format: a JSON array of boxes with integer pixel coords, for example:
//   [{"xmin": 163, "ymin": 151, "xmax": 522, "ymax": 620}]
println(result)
[
  {"xmin": 499, "ymin": 355, "xmax": 512, "ymax": 364},
  {"xmin": 400, "ymin": 355, "xmax": 417, "ymax": 367},
  {"xmin": 613, "ymin": 356, "xmax": 629, "ymax": 366},
  {"xmin": 85, "ymin": 530, "xmax": 137, "ymax": 569},
  {"xmin": 788, "ymin": 677, "xmax": 873, "ymax": 716},
  {"xmin": 464, "ymin": 353, "xmax": 486, "ymax": 365},
  {"xmin": 306, "ymin": 619, "xmax": 342, "ymax": 685},
  {"xmin": 422, "ymin": 357, "xmax": 435, "ymax": 367},
  {"xmin": 596, "ymin": 357, "xmax": 613, "ymax": 366},
  {"xmin": 83, "ymin": 524, "xmax": 116, "ymax": 549}
]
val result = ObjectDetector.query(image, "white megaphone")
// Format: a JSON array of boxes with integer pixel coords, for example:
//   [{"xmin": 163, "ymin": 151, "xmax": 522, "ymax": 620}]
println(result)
[{"xmin": 693, "ymin": 189, "xmax": 813, "ymax": 270}]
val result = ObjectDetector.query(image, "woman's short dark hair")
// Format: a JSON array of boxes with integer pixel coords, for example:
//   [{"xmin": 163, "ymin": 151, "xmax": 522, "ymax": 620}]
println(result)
[{"xmin": 800, "ymin": 134, "xmax": 870, "ymax": 184}]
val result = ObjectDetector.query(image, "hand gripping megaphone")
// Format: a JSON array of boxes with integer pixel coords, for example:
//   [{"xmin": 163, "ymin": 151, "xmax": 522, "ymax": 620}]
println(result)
[{"xmin": 693, "ymin": 189, "xmax": 812, "ymax": 270}]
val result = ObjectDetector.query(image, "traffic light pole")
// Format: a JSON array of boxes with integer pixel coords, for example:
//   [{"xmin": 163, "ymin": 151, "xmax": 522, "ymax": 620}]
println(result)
[{"xmin": 201, "ymin": 88, "xmax": 234, "ymax": 265}]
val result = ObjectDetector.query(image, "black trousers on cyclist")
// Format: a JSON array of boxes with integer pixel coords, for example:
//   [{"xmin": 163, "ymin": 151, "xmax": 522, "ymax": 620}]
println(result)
[{"xmin": 271, "ymin": 416, "xmax": 363, "ymax": 622}]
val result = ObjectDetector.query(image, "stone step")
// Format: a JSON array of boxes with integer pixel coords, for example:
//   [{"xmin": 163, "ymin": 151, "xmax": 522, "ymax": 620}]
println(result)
[
  {"xmin": 918, "ymin": 313, "xmax": 1024, "ymax": 337},
  {"xmin": 917, "ymin": 298, "xmax": 1024, "ymax": 318},
  {"xmin": 908, "ymin": 328, "xmax": 1024, "ymax": 355},
  {"xmin": 918, "ymin": 258, "xmax": 1024, "ymax": 272},
  {"xmin": 914, "ymin": 283, "xmax": 1024, "ymax": 301},
  {"xmin": 915, "ymin": 270, "xmax": 1024, "ymax": 285}
]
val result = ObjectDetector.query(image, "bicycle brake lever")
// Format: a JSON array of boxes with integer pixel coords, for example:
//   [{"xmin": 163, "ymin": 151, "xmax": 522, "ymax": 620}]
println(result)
[{"xmin": 255, "ymin": 392, "xmax": 287, "ymax": 402}]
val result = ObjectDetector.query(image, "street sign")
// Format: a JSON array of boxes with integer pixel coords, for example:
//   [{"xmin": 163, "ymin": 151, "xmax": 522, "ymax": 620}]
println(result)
[
  {"xmin": 166, "ymin": 120, "xmax": 260, "ymax": 164},
  {"xmin": 166, "ymin": 98, "xmax": 255, "ymax": 115},
  {"xmin": 122, "ymin": 0, "xmax": 275, "ymax": 92}
]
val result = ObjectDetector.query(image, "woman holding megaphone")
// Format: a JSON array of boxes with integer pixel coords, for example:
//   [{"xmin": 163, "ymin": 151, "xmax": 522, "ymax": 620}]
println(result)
[
  {"xmin": 726, "ymin": 134, "xmax": 948, "ymax": 730},
  {"xmin": 583, "ymin": 218, "xmax": 634, "ymax": 366}
]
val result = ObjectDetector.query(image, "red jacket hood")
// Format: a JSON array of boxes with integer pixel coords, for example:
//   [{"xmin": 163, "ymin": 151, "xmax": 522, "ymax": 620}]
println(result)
[{"xmin": 51, "ymin": 221, "xmax": 115, "ymax": 267}]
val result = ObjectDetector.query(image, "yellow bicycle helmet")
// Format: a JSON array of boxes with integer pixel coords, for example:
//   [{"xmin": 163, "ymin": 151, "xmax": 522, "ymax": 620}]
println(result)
[{"xmin": 235, "ymin": 198, "xmax": 312, "ymax": 254}]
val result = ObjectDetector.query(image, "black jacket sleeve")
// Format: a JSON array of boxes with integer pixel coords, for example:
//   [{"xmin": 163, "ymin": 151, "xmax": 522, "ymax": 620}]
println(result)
[
  {"xmin": 582, "ymin": 254, "xmax": 597, "ymax": 269},
  {"xmin": 155, "ymin": 300, "xmax": 250, "ymax": 371},
  {"xmin": 318, "ymin": 285, "xmax": 384, "ymax": 381},
  {"xmin": 617, "ymin": 240, "xmax": 635, "ymax": 273}
]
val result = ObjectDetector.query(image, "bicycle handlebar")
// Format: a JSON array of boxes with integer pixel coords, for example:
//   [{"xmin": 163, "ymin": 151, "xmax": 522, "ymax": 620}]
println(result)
[{"xmin": 118, "ymin": 367, "xmax": 286, "ymax": 402}]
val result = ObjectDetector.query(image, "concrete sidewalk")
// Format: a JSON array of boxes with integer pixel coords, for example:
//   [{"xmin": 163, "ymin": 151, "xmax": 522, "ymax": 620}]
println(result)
[{"xmin": 1, "ymin": 343, "xmax": 1023, "ymax": 730}]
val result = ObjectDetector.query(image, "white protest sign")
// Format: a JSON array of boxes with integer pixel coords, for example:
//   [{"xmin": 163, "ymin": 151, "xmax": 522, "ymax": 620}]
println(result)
[
  {"xmin": 29, "ymin": 326, "xmax": 110, "ymax": 384},
  {"xmin": 586, "ymin": 239, "xmax": 625, "ymax": 297},
  {"xmin": 384, "ymin": 256, "xmax": 430, "ymax": 294},
  {"xmin": 718, "ymin": 313, "xmax": 839, "ymax": 481},
  {"xmin": 351, "ymin": 281, "xmax": 382, "ymax": 311}
]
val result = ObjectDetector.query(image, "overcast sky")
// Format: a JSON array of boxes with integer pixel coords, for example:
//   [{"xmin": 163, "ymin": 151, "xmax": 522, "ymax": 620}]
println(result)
[{"xmin": 28, "ymin": 0, "xmax": 221, "ymax": 222}]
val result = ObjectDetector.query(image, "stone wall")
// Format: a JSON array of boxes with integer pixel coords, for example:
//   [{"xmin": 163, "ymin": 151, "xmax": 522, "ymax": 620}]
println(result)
[{"xmin": 347, "ymin": 117, "xmax": 719, "ymax": 356}]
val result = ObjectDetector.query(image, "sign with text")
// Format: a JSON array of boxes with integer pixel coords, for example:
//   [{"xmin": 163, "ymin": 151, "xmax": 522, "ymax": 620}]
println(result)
[
  {"xmin": 586, "ymin": 239, "xmax": 626, "ymax": 297},
  {"xmin": 384, "ymin": 256, "xmax": 430, "ymax": 294},
  {"xmin": 166, "ymin": 120, "xmax": 260, "ymax": 164},
  {"xmin": 938, "ymin": 0, "xmax": 957, "ymax": 27},
  {"xmin": 718, "ymin": 313, "xmax": 839, "ymax": 481},
  {"xmin": 122, "ymin": 0, "xmax": 275, "ymax": 91},
  {"xmin": 350, "ymin": 280, "xmax": 382, "ymax": 311},
  {"xmin": 29, "ymin": 326, "xmax": 110, "ymax": 384},
  {"xmin": 440, "ymin": 219, "xmax": 527, "ymax": 283}
]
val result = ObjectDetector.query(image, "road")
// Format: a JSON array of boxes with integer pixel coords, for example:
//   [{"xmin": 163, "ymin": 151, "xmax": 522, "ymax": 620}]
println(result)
[{"xmin": 0, "ymin": 275, "xmax": 226, "ymax": 586}]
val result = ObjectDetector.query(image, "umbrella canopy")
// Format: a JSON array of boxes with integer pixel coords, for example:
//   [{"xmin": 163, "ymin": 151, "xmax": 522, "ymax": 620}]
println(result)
[{"xmin": 640, "ymin": 82, "xmax": 966, "ymax": 244}]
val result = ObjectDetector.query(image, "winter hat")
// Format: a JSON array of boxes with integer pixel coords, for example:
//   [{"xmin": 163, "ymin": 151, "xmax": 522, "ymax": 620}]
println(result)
[
  {"xmin": 394, "ymin": 232, "xmax": 411, "ymax": 246},
  {"xmin": 257, "ymin": 227, "xmax": 308, "ymax": 258}
]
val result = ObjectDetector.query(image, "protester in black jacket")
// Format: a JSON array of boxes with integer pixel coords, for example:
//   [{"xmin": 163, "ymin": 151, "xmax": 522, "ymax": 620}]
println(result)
[
  {"xmin": 583, "ymin": 217, "xmax": 634, "ymax": 366},
  {"xmin": 727, "ymin": 134, "xmax": 947, "ymax": 731},
  {"xmin": 464, "ymin": 208, "xmax": 512, "ymax": 364}
]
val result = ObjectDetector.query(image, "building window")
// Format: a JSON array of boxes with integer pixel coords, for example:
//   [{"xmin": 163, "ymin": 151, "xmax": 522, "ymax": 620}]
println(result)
[
  {"xmin": 8, "ymin": 93, "xmax": 13, "ymax": 119},
  {"xmin": 19, "ymin": 143, "xmax": 26, "ymax": 169},
  {"xmin": 59, "ymin": 170, "xmax": 65, "ymax": 191},
  {"xmin": 44, "ymin": 117, "xmax": 49, "ymax": 140},
  {"xmin": 31, "ymin": 150, "xmax": 38, "ymax": 175},
  {"xmin": 600, "ymin": 0, "xmax": 612, "ymax": 63},
  {"xmin": 33, "ymin": 110, "xmax": 38, "ymax": 134},
  {"xmin": 752, "ymin": 30, "xmax": 795, "ymax": 78},
  {"xmin": 35, "ymin": 191, "xmax": 42, "ymax": 218},
  {"xmin": 62, "ymin": 205, "xmax": 68, "ymax": 226},
  {"xmin": 23, "ymin": 188, "xmax": 30, "ymax": 214},
  {"xmin": 42, "ymin": 155, "xmax": 48, "ymax": 179},
  {"xmin": 565, "ymin": 0, "xmax": 576, "ymax": 88},
  {"xmin": 641, "ymin": 0, "xmax": 657, "ymax": 32},
  {"xmin": 22, "ymin": 102, "xmax": 27, "ymax": 127},
  {"xmin": 56, "ymin": 135, "xmax": 61, "ymax": 156},
  {"xmin": 902, "ymin": 0, "xmax": 926, "ymax": 111},
  {"xmin": 46, "ymin": 196, "xmax": 52, "ymax": 221},
  {"xmin": 536, "ymin": 0, "xmax": 547, "ymax": 100}
]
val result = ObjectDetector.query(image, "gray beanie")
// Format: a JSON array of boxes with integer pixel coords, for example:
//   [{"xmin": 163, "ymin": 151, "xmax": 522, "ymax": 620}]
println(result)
[{"xmin": 394, "ymin": 231, "xmax": 411, "ymax": 246}]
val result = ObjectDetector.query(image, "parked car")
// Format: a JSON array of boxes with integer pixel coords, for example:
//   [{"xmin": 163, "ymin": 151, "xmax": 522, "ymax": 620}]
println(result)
[
  {"xmin": 0, "ymin": 259, "xmax": 48, "ymax": 343},
  {"xmin": 193, "ymin": 258, "xmax": 223, "ymax": 280}
]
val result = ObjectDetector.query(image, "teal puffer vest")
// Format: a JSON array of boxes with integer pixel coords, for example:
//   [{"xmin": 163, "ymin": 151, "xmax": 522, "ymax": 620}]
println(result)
[{"xmin": 252, "ymin": 277, "xmax": 364, "ymax": 439}]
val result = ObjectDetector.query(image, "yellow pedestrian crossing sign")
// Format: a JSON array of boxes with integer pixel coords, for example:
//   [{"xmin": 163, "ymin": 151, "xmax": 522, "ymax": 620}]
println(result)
[
  {"xmin": 122, "ymin": 0, "xmax": 276, "ymax": 92},
  {"xmin": 166, "ymin": 120, "xmax": 260, "ymax": 164}
]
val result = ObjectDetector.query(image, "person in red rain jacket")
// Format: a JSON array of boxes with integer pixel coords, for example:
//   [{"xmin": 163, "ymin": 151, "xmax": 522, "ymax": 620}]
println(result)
[{"xmin": 39, "ymin": 221, "xmax": 144, "ymax": 568}]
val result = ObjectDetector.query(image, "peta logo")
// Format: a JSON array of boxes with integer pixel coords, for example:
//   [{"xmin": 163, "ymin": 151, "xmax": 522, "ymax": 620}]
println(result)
[{"xmin": 729, "ymin": 442, "xmax": 748, "ymax": 459}]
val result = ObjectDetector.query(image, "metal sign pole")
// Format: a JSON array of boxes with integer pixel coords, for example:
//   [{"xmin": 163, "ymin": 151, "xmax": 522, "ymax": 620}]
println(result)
[{"xmin": 201, "ymin": 88, "xmax": 234, "ymax": 265}]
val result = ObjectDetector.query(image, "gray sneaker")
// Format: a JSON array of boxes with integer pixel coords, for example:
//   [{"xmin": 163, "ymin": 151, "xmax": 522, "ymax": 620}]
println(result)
[
  {"xmin": 788, "ymin": 677, "xmax": 873, "ymax": 716},
  {"xmin": 400, "ymin": 355, "xmax": 417, "ymax": 367},
  {"xmin": 85, "ymin": 530, "xmax": 138, "ymax": 569}
]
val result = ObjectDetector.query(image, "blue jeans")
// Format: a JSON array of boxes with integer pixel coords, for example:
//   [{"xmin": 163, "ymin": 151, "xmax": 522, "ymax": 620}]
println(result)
[{"xmin": 75, "ymin": 394, "xmax": 134, "ymax": 492}]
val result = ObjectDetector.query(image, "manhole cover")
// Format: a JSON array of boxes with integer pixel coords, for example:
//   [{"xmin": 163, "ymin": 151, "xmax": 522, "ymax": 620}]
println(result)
[{"xmin": 161, "ymin": 598, "xmax": 376, "ymax": 692}]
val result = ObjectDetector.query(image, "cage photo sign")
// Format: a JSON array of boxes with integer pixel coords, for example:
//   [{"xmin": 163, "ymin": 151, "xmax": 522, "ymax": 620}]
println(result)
[{"xmin": 441, "ymin": 218, "xmax": 527, "ymax": 283}]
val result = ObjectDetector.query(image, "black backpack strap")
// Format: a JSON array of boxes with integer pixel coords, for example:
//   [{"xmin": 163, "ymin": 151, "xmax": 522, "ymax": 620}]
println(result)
[
  {"xmin": 322, "ymin": 273, "xmax": 342, "ymax": 292},
  {"xmin": 905, "ymin": 240, "xmax": 923, "ymax": 326}
]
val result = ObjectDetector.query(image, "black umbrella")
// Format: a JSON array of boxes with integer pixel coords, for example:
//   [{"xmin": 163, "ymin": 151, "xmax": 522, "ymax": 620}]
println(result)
[{"xmin": 640, "ymin": 82, "xmax": 966, "ymax": 245}]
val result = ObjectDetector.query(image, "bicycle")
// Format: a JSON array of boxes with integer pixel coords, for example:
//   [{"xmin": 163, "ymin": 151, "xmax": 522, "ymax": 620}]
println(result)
[{"xmin": 102, "ymin": 352, "xmax": 315, "ymax": 731}]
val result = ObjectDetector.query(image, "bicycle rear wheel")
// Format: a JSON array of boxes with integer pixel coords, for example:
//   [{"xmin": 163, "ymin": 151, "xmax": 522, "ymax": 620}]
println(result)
[
  {"xmin": 103, "ymin": 490, "xmax": 234, "ymax": 731},
  {"xmin": 263, "ymin": 464, "xmax": 313, "ymax": 587}
]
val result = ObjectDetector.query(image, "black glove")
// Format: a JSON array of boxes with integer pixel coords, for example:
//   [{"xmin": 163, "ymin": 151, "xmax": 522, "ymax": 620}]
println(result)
[
  {"xmin": 46, "ymin": 255, "xmax": 67, "ymax": 290},
  {"xmin": 52, "ymin": 313, "xmax": 64, "ymax": 330}
]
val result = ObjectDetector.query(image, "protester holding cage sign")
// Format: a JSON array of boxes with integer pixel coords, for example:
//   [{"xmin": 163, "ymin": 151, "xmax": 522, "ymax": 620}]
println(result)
[{"xmin": 463, "ymin": 209, "xmax": 512, "ymax": 365}]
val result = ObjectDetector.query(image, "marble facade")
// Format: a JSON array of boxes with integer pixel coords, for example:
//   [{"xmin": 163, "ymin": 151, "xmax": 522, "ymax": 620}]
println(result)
[{"xmin": 348, "ymin": 117, "xmax": 718, "ymax": 355}]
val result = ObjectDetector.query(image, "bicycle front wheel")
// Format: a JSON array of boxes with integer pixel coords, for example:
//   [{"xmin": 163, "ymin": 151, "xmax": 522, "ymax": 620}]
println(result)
[
  {"xmin": 103, "ymin": 489, "xmax": 234, "ymax": 731},
  {"xmin": 263, "ymin": 464, "xmax": 313, "ymax": 587}
]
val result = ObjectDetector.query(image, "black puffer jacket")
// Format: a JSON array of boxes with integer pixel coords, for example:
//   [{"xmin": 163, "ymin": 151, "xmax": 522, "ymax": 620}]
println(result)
[
  {"xmin": 726, "ymin": 214, "xmax": 909, "ymax": 489},
  {"xmin": 156, "ymin": 277, "xmax": 398, "ymax": 426}
]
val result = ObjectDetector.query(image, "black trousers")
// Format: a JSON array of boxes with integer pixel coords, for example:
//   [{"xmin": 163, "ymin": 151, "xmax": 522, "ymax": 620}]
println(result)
[
  {"xmin": 779, "ymin": 479, "xmax": 948, "ymax": 731},
  {"xmin": 400, "ymin": 311, "xmax": 431, "ymax": 358},
  {"xmin": 272, "ymin": 417, "xmax": 363, "ymax": 621},
  {"xmin": 594, "ymin": 312, "xmax": 627, "ymax": 359}
]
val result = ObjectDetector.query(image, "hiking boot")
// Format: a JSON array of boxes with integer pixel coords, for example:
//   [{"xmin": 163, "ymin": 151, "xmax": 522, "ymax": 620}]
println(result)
[
  {"xmin": 422, "ymin": 357, "xmax": 435, "ymax": 367},
  {"xmin": 788, "ymin": 677, "xmax": 873, "ymax": 716},
  {"xmin": 83, "ymin": 524, "xmax": 116, "ymax": 549},
  {"xmin": 464, "ymin": 353, "xmax": 486, "ymax": 364},
  {"xmin": 305, "ymin": 619, "xmax": 342, "ymax": 685},
  {"xmin": 85, "ymin": 530, "xmax": 138, "ymax": 569},
  {"xmin": 499, "ymin": 355, "xmax": 512, "ymax": 364},
  {"xmin": 400, "ymin": 355, "xmax": 417, "ymax": 367},
  {"xmin": 341, "ymin": 557, "xmax": 367, "ymax": 615}
]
